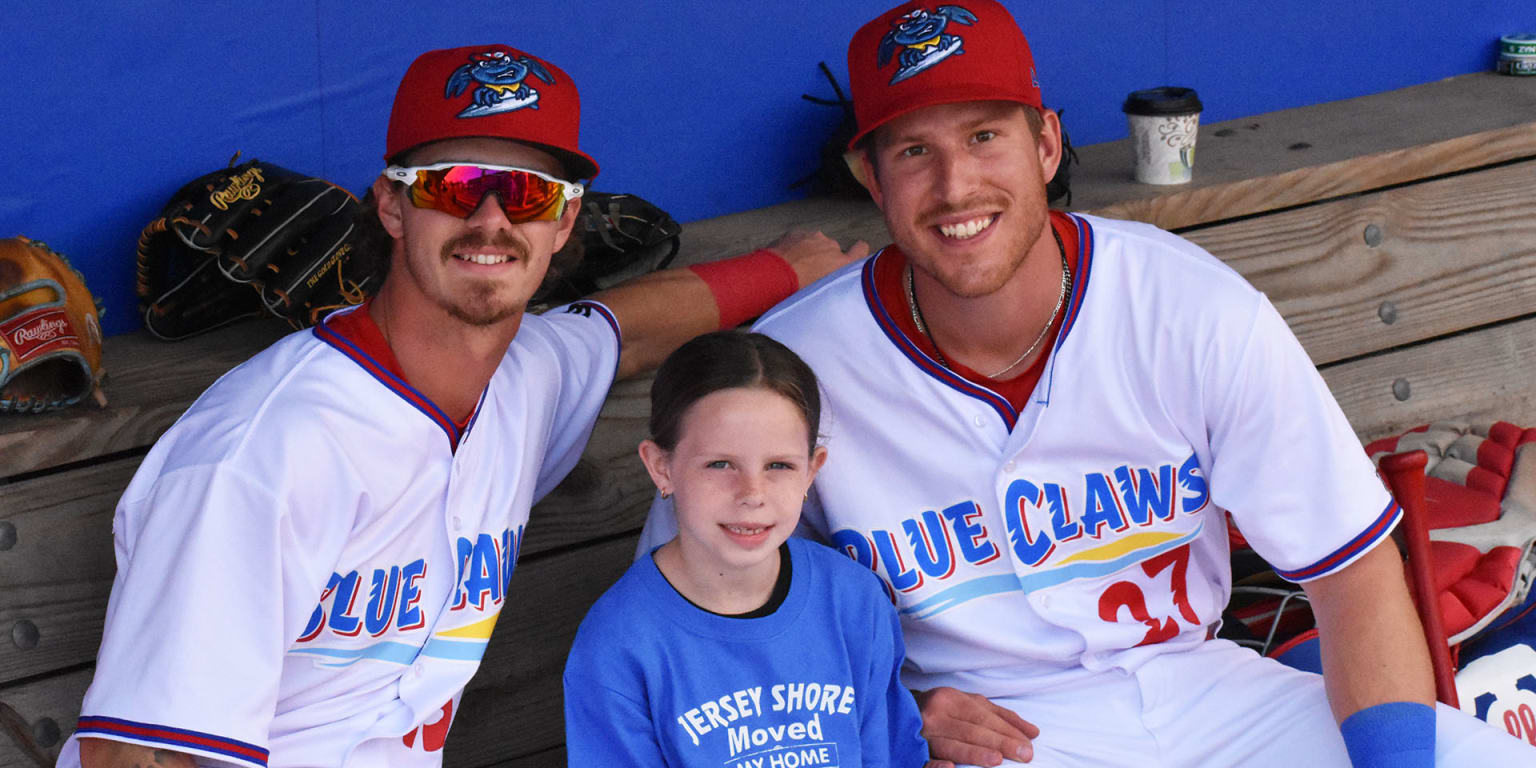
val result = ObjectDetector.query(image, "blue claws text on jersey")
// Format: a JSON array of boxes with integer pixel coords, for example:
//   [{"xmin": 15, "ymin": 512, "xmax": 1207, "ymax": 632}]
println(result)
[
  {"xmin": 293, "ymin": 525, "xmax": 523, "ymax": 654},
  {"xmin": 832, "ymin": 454, "xmax": 1209, "ymax": 612}
]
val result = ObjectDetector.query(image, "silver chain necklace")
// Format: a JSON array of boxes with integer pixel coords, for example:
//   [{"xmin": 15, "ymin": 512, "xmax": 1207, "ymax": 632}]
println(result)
[{"xmin": 904, "ymin": 237, "xmax": 1071, "ymax": 380}]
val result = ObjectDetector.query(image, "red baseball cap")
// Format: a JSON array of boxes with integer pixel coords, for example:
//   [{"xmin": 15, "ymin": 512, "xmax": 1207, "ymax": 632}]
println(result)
[
  {"xmin": 846, "ymin": 0, "xmax": 1043, "ymax": 150},
  {"xmin": 385, "ymin": 44, "xmax": 600, "ymax": 180}
]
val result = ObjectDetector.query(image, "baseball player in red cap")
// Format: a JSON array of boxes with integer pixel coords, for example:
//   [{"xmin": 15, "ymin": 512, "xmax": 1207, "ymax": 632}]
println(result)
[
  {"xmin": 62, "ymin": 44, "xmax": 864, "ymax": 768},
  {"xmin": 638, "ymin": 3, "xmax": 1536, "ymax": 766}
]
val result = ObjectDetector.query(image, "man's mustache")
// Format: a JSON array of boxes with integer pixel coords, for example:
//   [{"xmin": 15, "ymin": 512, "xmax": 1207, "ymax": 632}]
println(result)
[{"xmin": 440, "ymin": 231, "xmax": 529, "ymax": 262}]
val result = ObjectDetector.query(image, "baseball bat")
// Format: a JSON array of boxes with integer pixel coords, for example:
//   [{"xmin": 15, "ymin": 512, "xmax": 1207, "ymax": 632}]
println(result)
[{"xmin": 1379, "ymin": 449, "xmax": 1460, "ymax": 708}]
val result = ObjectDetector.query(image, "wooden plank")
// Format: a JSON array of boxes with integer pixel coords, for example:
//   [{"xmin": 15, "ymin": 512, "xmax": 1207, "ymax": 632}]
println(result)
[
  {"xmin": 0, "ymin": 321, "xmax": 289, "ymax": 479},
  {"xmin": 1070, "ymin": 72, "xmax": 1536, "ymax": 230},
  {"xmin": 0, "ymin": 457, "xmax": 124, "ymax": 685},
  {"xmin": 671, "ymin": 196, "xmax": 886, "ymax": 267},
  {"xmin": 446, "ymin": 537, "xmax": 635, "ymax": 767},
  {"xmin": 0, "ymin": 668, "xmax": 91, "ymax": 768},
  {"xmin": 1321, "ymin": 317, "xmax": 1536, "ymax": 442},
  {"xmin": 1187, "ymin": 159, "xmax": 1536, "ymax": 365}
]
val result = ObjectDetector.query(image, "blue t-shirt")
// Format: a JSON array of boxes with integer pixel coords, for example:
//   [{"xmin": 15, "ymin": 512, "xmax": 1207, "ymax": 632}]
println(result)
[{"xmin": 564, "ymin": 537, "xmax": 929, "ymax": 767}]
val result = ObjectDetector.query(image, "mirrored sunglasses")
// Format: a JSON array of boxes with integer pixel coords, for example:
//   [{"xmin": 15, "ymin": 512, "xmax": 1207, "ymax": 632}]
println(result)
[{"xmin": 382, "ymin": 163, "xmax": 584, "ymax": 223}]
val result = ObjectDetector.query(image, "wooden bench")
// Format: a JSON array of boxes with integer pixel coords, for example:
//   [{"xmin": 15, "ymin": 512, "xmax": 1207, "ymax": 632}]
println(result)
[{"xmin": 3, "ymin": 72, "xmax": 1534, "ymax": 767}]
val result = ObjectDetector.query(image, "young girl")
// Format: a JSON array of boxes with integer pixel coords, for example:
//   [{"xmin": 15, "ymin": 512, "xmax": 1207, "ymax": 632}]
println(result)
[{"xmin": 563, "ymin": 330, "xmax": 930, "ymax": 766}]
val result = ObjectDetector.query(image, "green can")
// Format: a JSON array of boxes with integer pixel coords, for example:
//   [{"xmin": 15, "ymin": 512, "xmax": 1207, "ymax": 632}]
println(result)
[
  {"xmin": 1497, "ymin": 54, "xmax": 1536, "ymax": 76},
  {"xmin": 1501, "ymin": 34, "xmax": 1536, "ymax": 57}
]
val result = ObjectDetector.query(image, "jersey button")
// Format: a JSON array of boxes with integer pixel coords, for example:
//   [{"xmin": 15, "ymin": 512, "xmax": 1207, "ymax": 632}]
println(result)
[
  {"xmin": 412, "ymin": 662, "xmax": 425, "ymax": 677},
  {"xmin": 1004, "ymin": 460, "xmax": 1016, "ymax": 473},
  {"xmin": 973, "ymin": 415, "xmax": 984, "ymax": 427},
  {"xmin": 452, "ymin": 516, "xmax": 462, "ymax": 530}
]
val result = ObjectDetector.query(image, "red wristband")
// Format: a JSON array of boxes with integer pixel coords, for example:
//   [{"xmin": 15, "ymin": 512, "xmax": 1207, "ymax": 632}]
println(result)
[{"xmin": 688, "ymin": 248, "xmax": 800, "ymax": 329}]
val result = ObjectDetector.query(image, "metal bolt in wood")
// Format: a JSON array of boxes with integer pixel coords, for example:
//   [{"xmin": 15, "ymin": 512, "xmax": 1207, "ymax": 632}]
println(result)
[
  {"xmin": 11, "ymin": 619, "xmax": 39, "ymax": 650},
  {"xmin": 1393, "ymin": 378, "xmax": 1412, "ymax": 401},
  {"xmin": 0, "ymin": 521, "xmax": 14, "ymax": 551},
  {"xmin": 1364, "ymin": 224, "xmax": 1384, "ymax": 247},
  {"xmin": 33, "ymin": 717, "xmax": 61, "ymax": 748},
  {"xmin": 1378, "ymin": 301, "xmax": 1398, "ymax": 325}
]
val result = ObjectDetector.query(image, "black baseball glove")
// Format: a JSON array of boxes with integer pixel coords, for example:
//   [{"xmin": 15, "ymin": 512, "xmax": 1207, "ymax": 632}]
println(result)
[
  {"xmin": 532, "ymin": 191, "xmax": 682, "ymax": 310},
  {"xmin": 136, "ymin": 156, "xmax": 375, "ymax": 340}
]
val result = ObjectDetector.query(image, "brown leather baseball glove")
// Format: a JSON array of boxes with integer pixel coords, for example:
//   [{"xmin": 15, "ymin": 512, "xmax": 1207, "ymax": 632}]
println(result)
[{"xmin": 0, "ymin": 237, "xmax": 107, "ymax": 412}]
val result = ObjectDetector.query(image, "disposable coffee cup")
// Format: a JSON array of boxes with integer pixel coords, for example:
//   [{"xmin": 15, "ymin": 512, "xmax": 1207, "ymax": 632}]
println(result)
[{"xmin": 1122, "ymin": 87, "xmax": 1203, "ymax": 185}]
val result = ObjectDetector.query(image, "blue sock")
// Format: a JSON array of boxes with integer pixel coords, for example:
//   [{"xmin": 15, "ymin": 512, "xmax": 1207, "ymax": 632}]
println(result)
[{"xmin": 1340, "ymin": 701, "xmax": 1436, "ymax": 768}]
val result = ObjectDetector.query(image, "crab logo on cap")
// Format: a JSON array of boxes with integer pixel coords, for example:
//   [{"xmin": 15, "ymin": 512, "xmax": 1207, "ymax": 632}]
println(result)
[
  {"xmin": 445, "ymin": 50, "xmax": 555, "ymax": 118},
  {"xmin": 877, "ymin": 5, "xmax": 979, "ymax": 84}
]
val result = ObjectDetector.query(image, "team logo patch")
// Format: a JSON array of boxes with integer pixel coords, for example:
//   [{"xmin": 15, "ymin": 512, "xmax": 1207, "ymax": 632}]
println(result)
[
  {"xmin": 446, "ymin": 49, "xmax": 554, "ymax": 118},
  {"xmin": 877, "ymin": 5, "xmax": 978, "ymax": 84}
]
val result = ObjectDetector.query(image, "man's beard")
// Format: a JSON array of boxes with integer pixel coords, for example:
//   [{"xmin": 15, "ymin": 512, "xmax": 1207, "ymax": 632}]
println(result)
[
  {"xmin": 437, "ymin": 232, "xmax": 533, "ymax": 327},
  {"xmin": 445, "ymin": 282, "xmax": 521, "ymax": 326},
  {"xmin": 909, "ymin": 193, "xmax": 1042, "ymax": 300}
]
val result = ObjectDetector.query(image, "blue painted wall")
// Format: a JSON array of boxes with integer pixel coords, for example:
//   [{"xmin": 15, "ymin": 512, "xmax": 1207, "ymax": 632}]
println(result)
[{"xmin": 5, "ymin": 1, "xmax": 1530, "ymax": 335}]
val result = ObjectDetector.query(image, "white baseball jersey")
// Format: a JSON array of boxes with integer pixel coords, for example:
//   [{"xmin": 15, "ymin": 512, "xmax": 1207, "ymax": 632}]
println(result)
[
  {"xmin": 60, "ymin": 301, "xmax": 619, "ymax": 768},
  {"xmin": 641, "ymin": 212, "xmax": 1396, "ymax": 699}
]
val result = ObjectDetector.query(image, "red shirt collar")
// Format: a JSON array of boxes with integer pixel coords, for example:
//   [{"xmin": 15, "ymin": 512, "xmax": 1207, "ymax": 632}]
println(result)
[
  {"xmin": 870, "ymin": 210, "xmax": 1079, "ymax": 412},
  {"xmin": 323, "ymin": 301, "xmax": 475, "ymax": 434}
]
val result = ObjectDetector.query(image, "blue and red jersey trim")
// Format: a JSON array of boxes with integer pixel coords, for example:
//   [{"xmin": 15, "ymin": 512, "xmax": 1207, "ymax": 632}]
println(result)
[
  {"xmin": 76, "ymin": 716, "xmax": 268, "ymax": 766},
  {"xmin": 862, "ymin": 253, "xmax": 1020, "ymax": 429},
  {"xmin": 1055, "ymin": 213, "xmax": 1094, "ymax": 349},
  {"xmin": 1276, "ymin": 499, "xmax": 1402, "ymax": 581},
  {"xmin": 861, "ymin": 213, "xmax": 1096, "ymax": 429},
  {"xmin": 1034, "ymin": 213, "xmax": 1095, "ymax": 405},
  {"xmin": 314, "ymin": 319, "xmax": 464, "ymax": 450},
  {"xmin": 314, "ymin": 301, "xmax": 618, "ymax": 451},
  {"xmin": 566, "ymin": 300, "xmax": 620, "ymax": 339},
  {"xmin": 567, "ymin": 300, "xmax": 622, "ymax": 375}
]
